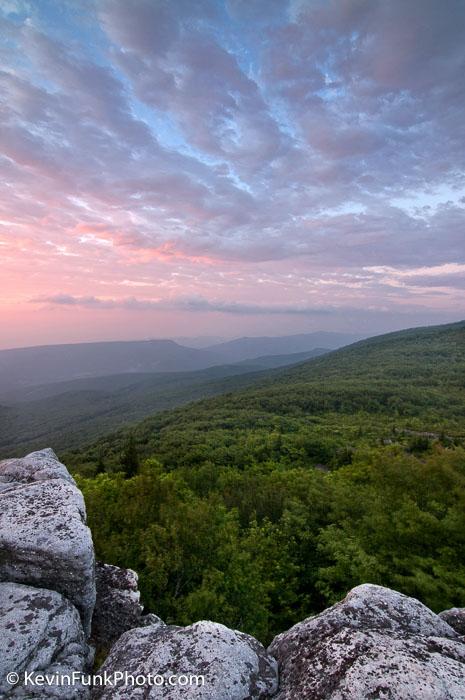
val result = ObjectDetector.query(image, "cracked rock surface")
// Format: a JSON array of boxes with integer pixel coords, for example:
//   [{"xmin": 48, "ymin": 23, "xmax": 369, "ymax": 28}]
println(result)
[{"xmin": 91, "ymin": 561, "xmax": 162, "ymax": 649}]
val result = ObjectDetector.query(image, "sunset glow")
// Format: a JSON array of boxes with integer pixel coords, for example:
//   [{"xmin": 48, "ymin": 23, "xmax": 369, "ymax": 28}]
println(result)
[{"xmin": 1, "ymin": 0, "xmax": 464, "ymax": 349}]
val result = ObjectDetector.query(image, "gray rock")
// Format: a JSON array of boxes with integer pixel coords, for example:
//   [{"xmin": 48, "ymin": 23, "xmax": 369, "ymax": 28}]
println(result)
[
  {"xmin": 0, "ymin": 448, "xmax": 76, "ymax": 489},
  {"xmin": 92, "ymin": 620, "xmax": 278, "ymax": 699},
  {"xmin": 91, "ymin": 562, "xmax": 162, "ymax": 649},
  {"xmin": 0, "ymin": 581, "xmax": 91, "ymax": 699},
  {"xmin": 439, "ymin": 608, "xmax": 465, "ymax": 636},
  {"xmin": 0, "ymin": 475, "xmax": 95, "ymax": 634},
  {"xmin": 269, "ymin": 584, "xmax": 465, "ymax": 699}
]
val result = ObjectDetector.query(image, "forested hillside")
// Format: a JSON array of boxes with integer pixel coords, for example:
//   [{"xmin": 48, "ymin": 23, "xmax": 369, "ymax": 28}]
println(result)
[
  {"xmin": 0, "ymin": 349, "xmax": 327, "ymax": 456},
  {"xmin": 68, "ymin": 321, "xmax": 465, "ymax": 644}
]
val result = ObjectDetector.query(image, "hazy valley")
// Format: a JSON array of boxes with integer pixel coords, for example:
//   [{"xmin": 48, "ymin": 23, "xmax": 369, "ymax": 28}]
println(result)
[{"xmin": 0, "ymin": 332, "xmax": 359, "ymax": 456}]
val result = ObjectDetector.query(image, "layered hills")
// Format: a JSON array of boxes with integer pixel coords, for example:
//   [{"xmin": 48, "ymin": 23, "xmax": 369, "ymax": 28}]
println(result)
[
  {"xmin": 0, "ymin": 331, "xmax": 357, "ymax": 397},
  {"xmin": 59, "ymin": 321, "xmax": 465, "ymax": 648}
]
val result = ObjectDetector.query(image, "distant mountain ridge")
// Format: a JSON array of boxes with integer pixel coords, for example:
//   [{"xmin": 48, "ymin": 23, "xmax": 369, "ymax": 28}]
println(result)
[
  {"xmin": 204, "ymin": 331, "xmax": 361, "ymax": 362},
  {"xmin": 0, "ymin": 332, "xmax": 357, "ymax": 397},
  {"xmin": 0, "ymin": 340, "xmax": 220, "ymax": 395}
]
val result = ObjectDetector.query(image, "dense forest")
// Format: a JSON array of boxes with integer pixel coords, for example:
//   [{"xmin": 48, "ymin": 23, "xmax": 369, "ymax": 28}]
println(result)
[{"xmin": 66, "ymin": 321, "xmax": 465, "ymax": 645}]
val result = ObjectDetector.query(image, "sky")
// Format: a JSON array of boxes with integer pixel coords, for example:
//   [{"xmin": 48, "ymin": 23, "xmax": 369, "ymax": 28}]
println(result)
[{"xmin": 1, "ymin": 0, "xmax": 464, "ymax": 349}]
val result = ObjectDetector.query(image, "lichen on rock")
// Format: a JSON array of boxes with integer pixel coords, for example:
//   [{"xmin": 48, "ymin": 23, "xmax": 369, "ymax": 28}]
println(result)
[
  {"xmin": 269, "ymin": 584, "xmax": 465, "ymax": 699},
  {"xmin": 0, "ymin": 581, "xmax": 91, "ymax": 699},
  {"xmin": 92, "ymin": 620, "xmax": 278, "ymax": 699},
  {"xmin": 439, "ymin": 608, "xmax": 465, "ymax": 636},
  {"xmin": 0, "ymin": 469, "xmax": 95, "ymax": 634}
]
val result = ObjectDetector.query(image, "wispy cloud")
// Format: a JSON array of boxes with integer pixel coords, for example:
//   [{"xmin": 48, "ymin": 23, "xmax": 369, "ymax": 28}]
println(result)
[
  {"xmin": 1, "ymin": 0, "xmax": 465, "ymax": 345},
  {"xmin": 32, "ymin": 294, "xmax": 336, "ymax": 316}
]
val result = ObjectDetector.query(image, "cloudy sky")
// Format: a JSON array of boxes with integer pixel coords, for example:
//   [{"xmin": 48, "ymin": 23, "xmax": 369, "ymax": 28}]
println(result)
[{"xmin": 1, "ymin": 0, "xmax": 464, "ymax": 349}]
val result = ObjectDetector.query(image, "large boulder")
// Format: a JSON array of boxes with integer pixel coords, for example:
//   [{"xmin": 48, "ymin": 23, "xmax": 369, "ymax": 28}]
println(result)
[
  {"xmin": 92, "ymin": 620, "xmax": 278, "ymax": 699},
  {"xmin": 439, "ymin": 608, "xmax": 465, "ymax": 636},
  {"xmin": 91, "ymin": 562, "xmax": 161, "ymax": 649},
  {"xmin": 0, "ymin": 450, "xmax": 95, "ymax": 634},
  {"xmin": 0, "ymin": 581, "xmax": 91, "ymax": 699},
  {"xmin": 269, "ymin": 584, "xmax": 465, "ymax": 699}
]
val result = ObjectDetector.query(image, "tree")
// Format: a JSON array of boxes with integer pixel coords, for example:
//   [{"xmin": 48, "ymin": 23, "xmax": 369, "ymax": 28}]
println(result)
[
  {"xmin": 120, "ymin": 434, "xmax": 140, "ymax": 478},
  {"xmin": 95, "ymin": 448, "xmax": 106, "ymax": 475}
]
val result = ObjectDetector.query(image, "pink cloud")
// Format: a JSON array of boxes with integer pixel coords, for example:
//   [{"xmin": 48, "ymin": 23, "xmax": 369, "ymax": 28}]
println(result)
[{"xmin": 0, "ymin": 0, "xmax": 463, "ymax": 347}]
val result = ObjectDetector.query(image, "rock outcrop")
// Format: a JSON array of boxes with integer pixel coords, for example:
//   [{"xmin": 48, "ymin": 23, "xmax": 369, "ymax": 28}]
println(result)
[
  {"xmin": 91, "ymin": 562, "xmax": 162, "ymax": 649},
  {"xmin": 269, "ymin": 583, "xmax": 465, "ymax": 699},
  {"xmin": 92, "ymin": 620, "xmax": 278, "ymax": 700},
  {"xmin": 0, "ymin": 449, "xmax": 95, "ymax": 634},
  {"xmin": 0, "ymin": 450, "xmax": 97, "ymax": 698}
]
